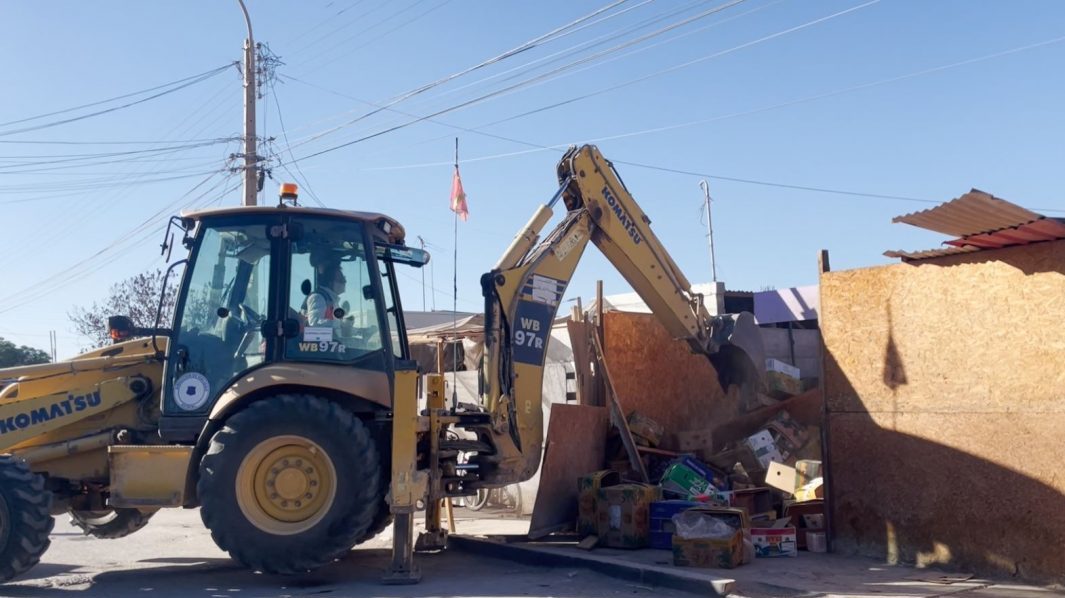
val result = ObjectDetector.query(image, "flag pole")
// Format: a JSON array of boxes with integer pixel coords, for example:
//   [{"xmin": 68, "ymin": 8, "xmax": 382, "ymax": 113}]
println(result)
[{"xmin": 452, "ymin": 137, "xmax": 459, "ymax": 413}]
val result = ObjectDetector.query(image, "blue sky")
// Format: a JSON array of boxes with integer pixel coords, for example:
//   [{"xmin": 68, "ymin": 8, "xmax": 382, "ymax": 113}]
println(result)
[{"xmin": 0, "ymin": 0, "xmax": 1062, "ymax": 358}]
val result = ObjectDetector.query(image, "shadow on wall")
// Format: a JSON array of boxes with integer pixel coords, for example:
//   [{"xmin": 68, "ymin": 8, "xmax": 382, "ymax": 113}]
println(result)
[{"xmin": 826, "ymin": 347, "xmax": 1065, "ymax": 585}]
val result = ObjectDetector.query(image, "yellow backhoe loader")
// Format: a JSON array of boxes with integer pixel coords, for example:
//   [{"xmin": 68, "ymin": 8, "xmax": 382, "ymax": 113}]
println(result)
[{"xmin": 0, "ymin": 145, "xmax": 763, "ymax": 584}]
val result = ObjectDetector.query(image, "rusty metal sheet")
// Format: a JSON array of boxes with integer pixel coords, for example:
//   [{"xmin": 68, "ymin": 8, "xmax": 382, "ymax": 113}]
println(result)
[
  {"xmin": 888, "ymin": 190, "xmax": 1065, "ymax": 262},
  {"xmin": 529, "ymin": 404, "xmax": 608, "ymax": 538}
]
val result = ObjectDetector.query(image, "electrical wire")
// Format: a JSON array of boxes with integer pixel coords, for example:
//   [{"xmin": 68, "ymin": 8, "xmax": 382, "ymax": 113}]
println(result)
[
  {"xmin": 471, "ymin": 0, "xmax": 881, "ymax": 130},
  {"xmin": 0, "ymin": 170, "xmax": 237, "ymax": 314},
  {"xmin": 294, "ymin": 0, "xmax": 436, "ymax": 73},
  {"xmin": 268, "ymin": 81, "xmax": 327, "ymax": 208},
  {"xmin": 280, "ymin": 0, "xmax": 785, "ymax": 162},
  {"xmin": 282, "ymin": 0, "xmax": 367, "ymax": 53},
  {"xmin": 0, "ymin": 63, "xmax": 236, "ymax": 129},
  {"xmin": 280, "ymin": 0, "xmax": 636, "ymax": 152}
]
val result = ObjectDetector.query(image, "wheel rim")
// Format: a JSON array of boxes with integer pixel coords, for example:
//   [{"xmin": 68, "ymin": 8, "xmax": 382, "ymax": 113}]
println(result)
[{"xmin": 235, "ymin": 435, "xmax": 337, "ymax": 536}]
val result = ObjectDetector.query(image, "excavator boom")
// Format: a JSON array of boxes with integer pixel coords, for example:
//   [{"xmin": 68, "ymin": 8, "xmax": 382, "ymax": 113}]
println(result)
[{"xmin": 475, "ymin": 144, "xmax": 765, "ymax": 485}]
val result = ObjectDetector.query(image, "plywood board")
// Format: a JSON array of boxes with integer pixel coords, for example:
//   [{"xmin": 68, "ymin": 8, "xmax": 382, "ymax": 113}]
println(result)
[
  {"xmin": 602, "ymin": 311, "xmax": 733, "ymax": 447},
  {"xmin": 529, "ymin": 404, "xmax": 608, "ymax": 538},
  {"xmin": 821, "ymin": 239, "xmax": 1065, "ymax": 583}
]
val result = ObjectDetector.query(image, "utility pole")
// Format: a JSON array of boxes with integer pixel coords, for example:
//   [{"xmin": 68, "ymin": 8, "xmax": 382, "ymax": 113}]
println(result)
[
  {"xmin": 238, "ymin": 0, "xmax": 258, "ymax": 206},
  {"xmin": 699, "ymin": 180, "xmax": 718, "ymax": 282}
]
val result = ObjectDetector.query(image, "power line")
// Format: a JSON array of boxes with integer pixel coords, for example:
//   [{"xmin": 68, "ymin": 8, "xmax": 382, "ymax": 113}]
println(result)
[
  {"xmin": 295, "ymin": 0, "xmax": 442, "ymax": 75},
  {"xmin": 472, "ymin": 0, "xmax": 881, "ymax": 130},
  {"xmin": 279, "ymin": 0, "xmax": 636, "ymax": 153},
  {"xmin": 0, "ymin": 139, "xmax": 235, "ymax": 172},
  {"xmin": 0, "ymin": 170, "xmax": 238, "ymax": 314},
  {"xmin": 0, "ymin": 63, "xmax": 236, "ymax": 129},
  {"xmin": 268, "ymin": 79, "xmax": 328, "ymax": 208},
  {"xmin": 0, "ymin": 64, "xmax": 236, "ymax": 138}
]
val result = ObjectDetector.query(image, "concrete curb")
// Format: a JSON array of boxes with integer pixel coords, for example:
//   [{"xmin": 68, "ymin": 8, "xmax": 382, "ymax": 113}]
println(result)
[{"xmin": 449, "ymin": 535, "xmax": 736, "ymax": 596}]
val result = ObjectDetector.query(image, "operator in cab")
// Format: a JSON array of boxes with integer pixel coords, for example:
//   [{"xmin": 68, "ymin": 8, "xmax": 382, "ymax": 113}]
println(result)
[
  {"xmin": 306, "ymin": 261, "xmax": 347, "ymax": 329},
  {"xmin": 303, "ymin": 258, "xmax": 379, "ymax": 353}
]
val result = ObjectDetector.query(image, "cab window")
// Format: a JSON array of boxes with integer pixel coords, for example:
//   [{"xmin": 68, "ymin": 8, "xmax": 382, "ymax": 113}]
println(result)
[{"xmin": 286, "ymin": 218, "xmax": 384, "ymax": 362}]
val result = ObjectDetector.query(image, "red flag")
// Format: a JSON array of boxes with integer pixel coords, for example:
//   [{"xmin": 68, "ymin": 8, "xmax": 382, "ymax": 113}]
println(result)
[{"xmin": 450, "ymin": 166, "xmax": 468, "ymax": 221}]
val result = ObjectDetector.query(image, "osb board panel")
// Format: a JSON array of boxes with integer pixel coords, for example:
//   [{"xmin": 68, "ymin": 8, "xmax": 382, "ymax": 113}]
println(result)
[
  {"xmin": 821, "ymin": 241, "xmax": 1065, "ymax": 415},
  {"xmin": 829, "ymin": 411, "xmax": 1065, "ymax": 583},
  {"xmin": 530, "ymin": 404, "xmax": 608, "ymax": 534},
  {"xmin": 602, "ymin": 311, "xmax": 734, "ymax": 442}
]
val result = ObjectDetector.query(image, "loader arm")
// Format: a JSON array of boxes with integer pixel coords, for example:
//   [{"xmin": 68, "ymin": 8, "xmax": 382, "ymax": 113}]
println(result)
[
  {"xmin": 476, "ymin": 144, "xmax": 765, "ymax": 485},
  {"xmin": 0, "ymin": 346, "xmax": 161, "ymax": 454}
]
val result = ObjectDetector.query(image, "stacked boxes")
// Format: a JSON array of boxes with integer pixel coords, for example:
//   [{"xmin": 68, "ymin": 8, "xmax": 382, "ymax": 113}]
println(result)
[
  {"xmin": 594, "ymin": 483, "xmax": 661, "ymax": 548},
  {"xmin": 649, "ymin": 500, "xmax": 701, "ymax": 549},
  {"xmin": 577, "ymin": 470, "xmax": 620, "ymax": 537}
]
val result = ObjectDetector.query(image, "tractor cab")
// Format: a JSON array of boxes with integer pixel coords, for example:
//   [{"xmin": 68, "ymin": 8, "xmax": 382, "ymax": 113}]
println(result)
[{"xmin": 157, "ymin": 199, "xmax": 428, "ymax": 441}]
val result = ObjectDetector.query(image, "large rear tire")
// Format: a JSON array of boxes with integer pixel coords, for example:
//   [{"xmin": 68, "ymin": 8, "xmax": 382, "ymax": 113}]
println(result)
[
  {"xmin": 0, "ymin": 455, "xmax": 53, "ymax": 583},
  {"xmin": 69, "ymin": 508, "xmax": 156, "ymax": 539},
  {"xmin": 197, "ymin": 395, "xmax": 382, "ymax": 574}
]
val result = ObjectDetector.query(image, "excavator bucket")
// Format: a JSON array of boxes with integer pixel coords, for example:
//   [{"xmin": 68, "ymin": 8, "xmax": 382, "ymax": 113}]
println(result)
[{"xmin": 705, "ymin": 311, "xmax": 766, "ymax": 392}]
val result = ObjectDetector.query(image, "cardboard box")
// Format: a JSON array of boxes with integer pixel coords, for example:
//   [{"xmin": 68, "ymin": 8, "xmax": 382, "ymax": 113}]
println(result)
[
  {"xmin": 743, "ymin": 430, "xmax": 786, "ymax": 469},
  {"xmin": 672, "ymin": 531, "xmax": 743, "ymax": 569},
  {"xmin": 595, "ymin": 483, "xmax": 660, "ymax": 548},
  {"xmin": 751, "ymin": 519, "xmax": 797, "ymax": 558},
  {"xmin": 731, "ymin": 488, "xmax": 773, "ymax": 518},
  {"xmin": 765, "ymin": 411, "xmax": 810, "ymax": 455},
  {"xmin": 674, "ymin": 429, "xmax": 713, "ymax": 459},
  {"xmin": 660, "ymin": 463, "xmax": 715, "ymax": 499},
  {"xmin": 678, "ymin": 505, "xmax": 750, "ymax": 531},
  {"xmin": 784, "ymin": 500, "xmax": 825, "ymax": 549},
  {"xmin": 649, "ymin": 500, "xmax": 700, "ymax": 550},
  {"xmin": 627, "ymin": 411, "xmax": 664, "ymax": 447},
  {"xmin": 794, "ymin": 478, "xmax": 824, "ymax": 502},
  {"xmin": 709, "ymin": 444, "xmax": 766, "ymax": 476},
  {"xmin": 577, "ymin": 470, "xmax": 619, "ymax": 537},
  {"xmin": 765, "ymin": 461, "xmax": 798, "ymax": 495},
  {"xmin": 766, "ymin": 359, "xmax": 802, "ymax": 398},
  {"xmin": 671, "ymin": 506, "xmax": 747, "ymax": 568},
  {"xmin": 679, "ymin": 456, "xmax": 729, "ymax": 490},
  {"xmin": 795, "ymin": 459, "xmax": 822, "ymax": 487},
  {"xmin": 766, "ymin": 358, "xmax": 800, "ymax": 378}
]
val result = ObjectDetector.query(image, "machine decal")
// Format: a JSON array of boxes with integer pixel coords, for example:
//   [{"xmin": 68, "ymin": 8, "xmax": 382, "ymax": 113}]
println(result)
[
  {"xmin": 303, "ymin": 326, "xmax": 333, "ymax": 342},
  {"xmin": 522, "ymin": 274, "xmax": 564, "ymax": 306},
  {"xmin": 0, "ymin": 390, "xmax": 103, "ymax": 436},
  {"xmin": 553, "ymin": 229, "xmax": 584, "ymax": 262},
  {"xmin": 601, "ymin": 185, "xmax": 643, "ymax": 245},
  {"xmin": 297, "ymin": 341, "xmax": 347, "ymax": 354},
  {"xmin": 513, "ymin": 299, "xmax": 554, "ymax": 365},
  {"xmin": 174, "ymin": 373, "xmax": 211, "ymax": 411}
]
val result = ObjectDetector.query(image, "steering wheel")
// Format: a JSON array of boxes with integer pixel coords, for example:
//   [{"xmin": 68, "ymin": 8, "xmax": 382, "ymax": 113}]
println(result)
[{"xmin": 234, "ymin": 303, "xmax": 264, "ymax": 358}]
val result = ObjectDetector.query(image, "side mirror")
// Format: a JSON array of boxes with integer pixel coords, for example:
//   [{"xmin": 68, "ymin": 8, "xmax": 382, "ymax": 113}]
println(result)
[{"xmin": 363, "ymin": 284, "xmax": 374, "ymax": 301}]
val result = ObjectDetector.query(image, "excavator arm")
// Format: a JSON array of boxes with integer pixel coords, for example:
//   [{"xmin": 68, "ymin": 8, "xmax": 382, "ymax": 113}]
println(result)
[{"xmin": 476, "ymin": 144, "xmax": 765, "ymax": 485}]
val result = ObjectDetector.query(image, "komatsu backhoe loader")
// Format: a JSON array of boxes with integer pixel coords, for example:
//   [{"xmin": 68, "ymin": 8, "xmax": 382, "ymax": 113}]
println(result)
[{"xmin": 0, "ymin": 145, "xmax": 763, "ymax": 584}]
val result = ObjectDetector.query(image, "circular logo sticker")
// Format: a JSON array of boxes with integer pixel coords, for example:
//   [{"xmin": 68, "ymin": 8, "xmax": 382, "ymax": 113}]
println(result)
[{"xmin": 174, "ymin": 373, "xmax": 211, "ymax": 411}]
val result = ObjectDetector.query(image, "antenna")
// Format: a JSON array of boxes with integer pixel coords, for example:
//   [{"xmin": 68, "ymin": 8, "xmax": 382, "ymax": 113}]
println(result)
[{"xmin": 699, "ymin": 180, "xmax": 718, "ymax": 282}]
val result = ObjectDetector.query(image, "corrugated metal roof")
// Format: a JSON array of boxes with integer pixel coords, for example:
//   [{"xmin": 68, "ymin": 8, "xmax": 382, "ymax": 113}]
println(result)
[
  {"xmin": 942, "ymin": 218, "xmax": 1065, "ymax": 249},
  {"xmin": 887, "ymin": 189, "xmax": 1065, "ymax": 262},
  {"xmin": 893, "ymin": 189, "xmax": 1042, "ymax": 236},
  {"xmin": 883, "ymin": 246, "xmax": 979, "ymax": 262}
]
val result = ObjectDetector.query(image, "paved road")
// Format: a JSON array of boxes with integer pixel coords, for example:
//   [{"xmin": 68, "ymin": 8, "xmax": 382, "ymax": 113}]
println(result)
[{"xmin": 2, "ymin": 508, "xmax": 694, "ymax": 598}]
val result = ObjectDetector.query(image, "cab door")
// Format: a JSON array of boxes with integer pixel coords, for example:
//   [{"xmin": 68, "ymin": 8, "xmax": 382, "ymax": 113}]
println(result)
[{"xmin": 160, "ymin": 215, "xmax": 281, "ymax": 439}]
